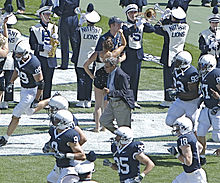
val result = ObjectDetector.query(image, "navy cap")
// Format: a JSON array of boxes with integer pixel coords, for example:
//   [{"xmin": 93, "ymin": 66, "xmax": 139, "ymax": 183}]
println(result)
[{"xmin": 108, "ymin": 16, "xmax": 122, "ymax": 26}]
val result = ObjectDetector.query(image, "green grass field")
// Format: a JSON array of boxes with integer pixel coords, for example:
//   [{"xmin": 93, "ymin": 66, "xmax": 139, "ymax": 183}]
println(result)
[{"xmin": 1, "ymin": 1, "xmax": 220, "ymax": 183}]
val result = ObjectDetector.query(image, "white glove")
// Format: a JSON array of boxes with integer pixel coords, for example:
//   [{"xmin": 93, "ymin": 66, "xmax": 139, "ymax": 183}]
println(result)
[
  {"xmin": 136, "ymin": 17, "xmax": 145, "ymax": 27},
  {"xmin": 74, "ymin": 7, "xmax": 81, "ymax": 15},
  {"xmin": 51, "ymin": 33, "xmax": 58, "ymax": 39},
  {"xmin": 209, "ymin": 41, "xmax": 219, "ymax": 50},
  {"xmin": 43, "ymin": 44, "xmax": 52, "ymax": 52},
  {"xmin": 162, "ymin": 8, "xmax": 171, "ymax": 20},
  {"xmin": 79, "ymin": 13, "xmax": 87, "ymax": 26}
]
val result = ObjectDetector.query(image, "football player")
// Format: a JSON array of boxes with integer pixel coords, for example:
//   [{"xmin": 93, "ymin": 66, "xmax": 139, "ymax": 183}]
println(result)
[
  {"xmin": 165, "ymin": 51, "xmax": 201, "ymax": 132},
  {"xmin": 197, "ymin": 54, "xmax": 220, "ymax": 165},
  {"xmin": 45, "ymin": 109, "xmax": 86, "ymax": 183},
  {"xmin": 168, "ymin": 117, "xmax": 207, "ymax": 183},
  {"xmin": 0, "ymin": 40, "xmax": 44, "ymax": 147},
  {"xmin": 121, "ymin": 4, "xmax": 155, "ymax": 108},
  {"xmin": 36, "ymin": 94, "xmax": 87, "ymax": 145},
  {"xmin": 103, "ymin": 126, "xmax": 155, "ymax": 183}
]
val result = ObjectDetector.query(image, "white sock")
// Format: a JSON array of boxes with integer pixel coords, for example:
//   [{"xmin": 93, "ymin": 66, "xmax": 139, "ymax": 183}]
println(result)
[{"xmin": 3, "ymin": 135, "xmax": 9, "ymax": 141}]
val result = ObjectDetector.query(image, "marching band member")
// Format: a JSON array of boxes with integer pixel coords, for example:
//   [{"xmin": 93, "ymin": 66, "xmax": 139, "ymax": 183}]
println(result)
[
  {"xmin": 154, "ymin": 6, "xmax": 189, "ymax": 107},
  {"xmin": 0, "ymin": 14, "xmax": 8, "ymax": 109},
  {"xmin": 29, "ymin": 6, "xmax": 58, "ymax": 99},
  {"xmin": 199, "ymin": 6, "xmax": 220, "ymax": 67},
  {"xmin": 121, "ymin": 4, "xmax": 155, "ymax": 109},
  {"xmin": 73, "ymin": 4, "xmax": 102, "ymax": 108},
  {"xmin": 0, "ymin": 5, "xmax": 21, "ymax": 109}
]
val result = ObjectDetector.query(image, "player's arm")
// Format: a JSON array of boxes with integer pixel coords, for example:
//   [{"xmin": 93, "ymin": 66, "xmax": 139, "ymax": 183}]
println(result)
[
  {"xmin": 33, "ymin": 72, "xmax": 44, "ymax": 101},
  {"xmin": 74, "ymin": 126, "xmax": 87, "ymax": 145},
  {"xmin": 68, "ymin": 141, "xmax": 86, "ymax": 161},
  {"xmin": 135, "ymin": 152, "xmax": 155, "ymax": 177},
  {"xmin": 210, "ymin": 83, "xmax": 220, "ymax": 104},
  {"xmin": 33, "ymin": 98, "xmax": 50, "ymax": 113},
  {"xmin": 83, "ymin": 51, "xmax": 98, "ymax": 80},
  {"xmin": 178, "ymin": 144, "xmax": 193, "ymax": 166},
  {"xmin": 9, "ymin": 69, "xmax": 19, "ymax": 83}
]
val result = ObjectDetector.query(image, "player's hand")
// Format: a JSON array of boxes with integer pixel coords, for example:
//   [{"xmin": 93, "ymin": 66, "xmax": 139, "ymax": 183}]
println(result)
[
  {"xmin": 54, "ymin": 152, "xmax": 66, "ymax": 159},
  {"xmin": 103, "ymin": 159, "xmax": 112, "ymax": 167},
  {"xmin": 131, "ymin": 174, "xmax": 145, "ymax": 183},
  {"xmin": 5, "ymin": 83, "xmax": 13, "ymax": 93},
  {"xmin": 30, "ymin": 99, "xmax": 39, "ymax": 108},
  {"xmin": 42, "ymin": 141, "xmax": 51, "ymax": 153},
  {"xmin": 43, "ymin": 44, "xmax": 52, "ymax": 52},
  {"xmin": 167, "ymin": 88, "xmax": 178, "ymax": 100},
  {"xmin": 211, "ymin": 105, "xmax": 220, "ymax": 115},
  {"xmin": 167, "ymin": 146, "xmax": 178, "ymax": 156}
]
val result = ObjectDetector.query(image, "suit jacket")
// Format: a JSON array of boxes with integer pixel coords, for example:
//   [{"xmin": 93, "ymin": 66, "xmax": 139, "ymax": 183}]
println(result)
[{"xmin": 109, "ymin": 67, "xmax": 135, "ymax": 109}]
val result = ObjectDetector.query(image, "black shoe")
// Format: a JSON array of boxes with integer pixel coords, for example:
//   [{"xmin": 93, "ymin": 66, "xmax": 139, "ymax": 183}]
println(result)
[
  {"xmin": 0, "ymin": 136, "xmax": 7, "ymax": 147},
  {"xmin": 57, "ymin": 67, "xmax": 67, "ymax": 70},
  {"xmin": 200, "ymin": 157, "xmax": 206, "ymax": 166}
]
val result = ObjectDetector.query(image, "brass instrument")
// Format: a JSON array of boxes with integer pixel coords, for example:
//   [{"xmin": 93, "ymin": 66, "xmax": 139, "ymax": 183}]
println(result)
[
  {"xmin": 135, "ymin": 8, "xmax": 157, "ymax": 22},
  {"xmin": 48, "ymin": 22, "xmax": 59, "ymax": 58}
]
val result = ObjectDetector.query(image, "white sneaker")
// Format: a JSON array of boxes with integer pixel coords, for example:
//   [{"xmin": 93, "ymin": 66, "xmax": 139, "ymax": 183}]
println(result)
[
  {"xmin": 159, "ymin": 101, "xmax": 172, "ymax": 107},
  {"xmin": 134, "ymin": 102, "xmax": 141, "ymax": 109},
  {"xmin": 84, "ymin": 100, "xmax": 91, "ymax": 108},
  {"xmin": 2, "ymin": 102, "xmax": 8, "ymax": 109},
  {"xmin": 76, "ymin": 101, "xmax": 85, "ymax": 108}
]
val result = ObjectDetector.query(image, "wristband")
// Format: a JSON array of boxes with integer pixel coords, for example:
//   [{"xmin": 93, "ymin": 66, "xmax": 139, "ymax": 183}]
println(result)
[
  {"xmin": 140, "ymin": 172, "xmax": 145, "ymax": 178},
  {"xmin": 175, "ymin": 153, "xmax": 180, "ymax": 159},
  {"xmin": 66, "ymin": 153, "xmax": 75, "ymax": 160}
]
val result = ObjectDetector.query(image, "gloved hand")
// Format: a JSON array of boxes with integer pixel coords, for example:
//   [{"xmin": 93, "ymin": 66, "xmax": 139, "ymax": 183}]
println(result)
[
  {"xmin": 42, "ymin": 141, "xmax": 51, "ymax": 153},
  {"xmin": 167, "ymin": 88, "xmax": 178, "ymax": 100},
  {"xmin": 130, "ymin": 173, "xmax": 145, "ymax": 183},
  {"xmin": 209, "ymin": 41, "xmax": 219, "ymax": 50},
  {"xmin": 79, "ymin": 13, "xmax": 87, "ymax": 26},
  {"xmin": 43, "ymin": 44, "xmax": 52, "ymax": 52},
  {"xmin": 162, "ymin": 8, "xmax": 171, "ymax": 20},
  {"xmin": 51, "ymin": 33, "xmax": 58, "ymax": 39},
  {"xmin": 54, "ymin": 152, "xmax": 66, "ymax": 159},
  {"xmin": 5, "ymin": 82, "xmax": 13, "ymax": 93},
  {"xmin": 167, "ymin": 146, "xmax": 178, "ymax": 156},
  {"xmin": 211, "ymin": 105, "xmax": 220, "ymax": 115},
  {"xmin": 30, "ymin": 99, "xmax": 39, "ymax": 108},
  {"xmin": 103, "ymin": 159, "xmax": 112, "ymax": 167},
  {"xmin": 136, "ymin": 17, "xmax": 145, "ymax": 27}
]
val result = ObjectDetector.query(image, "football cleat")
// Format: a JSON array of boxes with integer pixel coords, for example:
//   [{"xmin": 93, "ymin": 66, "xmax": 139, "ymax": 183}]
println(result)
[{"xmin": 0, "ymin": 136, "xmax": 8, "ymax": 147}]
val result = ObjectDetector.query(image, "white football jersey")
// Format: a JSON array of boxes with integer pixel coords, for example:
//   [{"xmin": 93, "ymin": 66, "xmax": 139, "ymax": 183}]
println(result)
[
  {"xmin": 77, "ymin": 25, "xmax": 102, "ymax": 69},
  {"xmin": 31, "ymin": 23, "xmax": 58, "ymax": 58},
  {"xmin": 163, "ymin": 23, "xmax": 189, "ymax": 67}
]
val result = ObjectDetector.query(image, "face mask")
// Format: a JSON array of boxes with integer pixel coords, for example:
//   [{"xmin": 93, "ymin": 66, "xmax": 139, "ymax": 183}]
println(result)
[{"xmin": 15, "ymin": 57, "xmax": 22, "ymax": 62}]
